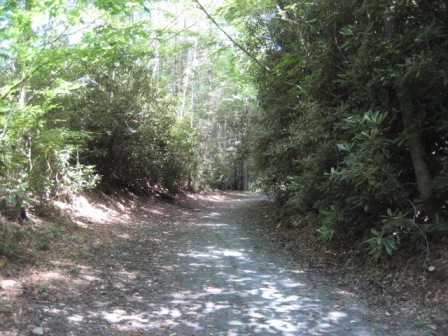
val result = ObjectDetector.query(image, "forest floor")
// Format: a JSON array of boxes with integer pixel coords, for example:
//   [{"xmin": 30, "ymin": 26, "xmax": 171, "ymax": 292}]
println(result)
[{"xmin": 0, "ymin": 189, "xmax": 447, "ymax": 335}]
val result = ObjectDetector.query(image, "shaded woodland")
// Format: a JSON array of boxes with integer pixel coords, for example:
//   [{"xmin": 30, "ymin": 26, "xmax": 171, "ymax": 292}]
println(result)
[{"xmin": 1, "ymin": 0, "xmax": 447, "ymax": 261}]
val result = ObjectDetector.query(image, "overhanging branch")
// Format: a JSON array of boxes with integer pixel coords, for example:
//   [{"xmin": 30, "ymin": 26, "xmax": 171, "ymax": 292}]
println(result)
[{"xmin": 194, "ymin": 0, "xmax": 271, "ymax": 72}]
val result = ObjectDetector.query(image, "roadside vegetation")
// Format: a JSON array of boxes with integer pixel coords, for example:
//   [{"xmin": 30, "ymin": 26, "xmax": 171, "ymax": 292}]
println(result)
[
  {"xmin": 232, "ymin": 0, "xmax": 448, "ymax": 262},
  {"xmin": 1, "ymin": 0, "xmax": 447, "ymax": 274}
]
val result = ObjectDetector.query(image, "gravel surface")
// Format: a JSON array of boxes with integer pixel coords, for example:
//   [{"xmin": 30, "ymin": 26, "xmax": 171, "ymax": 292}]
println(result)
[{"xmin": 1, "ymin": 193, "xmax": 432, "ymax": 335}]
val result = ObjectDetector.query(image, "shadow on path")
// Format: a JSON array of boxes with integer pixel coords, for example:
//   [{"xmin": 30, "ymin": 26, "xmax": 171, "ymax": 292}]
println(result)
[{"xmin": 34, "ymin": 195, "xmax": 418, "ymax": 335}]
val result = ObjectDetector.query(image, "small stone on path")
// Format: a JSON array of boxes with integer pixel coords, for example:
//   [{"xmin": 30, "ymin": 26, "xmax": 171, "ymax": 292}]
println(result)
[{"xmin": 31, "ymin": 326, "xmax": 44, "ymax": 335}]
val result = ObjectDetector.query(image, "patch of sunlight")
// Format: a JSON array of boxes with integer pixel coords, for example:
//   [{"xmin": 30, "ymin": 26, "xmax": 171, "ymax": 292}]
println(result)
[
  {"xmin": 0, "ymin": 280, "xmax": 18, "ymax": 289},
  {"xmin": 316, "ymin": 322, "xmax": 333, "ymax": 330},
  {"xmin": 203, "ymin": 301, "xmax": 230, "ymax": 313},
  {"xmin": 335, "ymin": 289, "xmax": 355, "ymax": 297},
  {"xmin": 228, "ymin": 320, "xmax": 245, "ymax": 326},
  {"xmin": 160, "ymin": 265, "xmax": 175, "ymax": 271},
  {"xmin": 102, "ymin": 309, "xmax": 149, "ymax": 324},
  {"xmin": 204, "ymin": 287, "xmax": 225, "ymax": 294},
  {"xmin": 282, "ymin": 281, "xmax": 306, "ymax": 288},
  {"xmin": 281, "ymin": 295, "xmax": 302, "ymax": 303},
  {"xmin": 195, "ymin": 223, "xmax": 230, "ymax": 227},
  {"xmin": 171, "ymin": 291, "xmax": 193, "ymax": 300},
  {"xmin": 228, "ymin": 277, "xmax": 253, "ymax": 283},
  {"xmin": 183, "ymin": 320, "xmax": 202, "ymax": 329},
  {"xmin": 55, "ymin": 195, "xmax": 106, "ymax": 222},
  {"xmin": 201, "ymin": 212, "xmax": 222, "ymax": 218},
  {"xmin": 55, "ymin": 194, "xmax": 132, "ymax": 226},
  {"xmin": 68, "ymin": 314, "xmax": 84, "ymax": 322},
  {"xmin": 131, "ymin": 293, "xmax": 143, "ymax": 300},
  {"xmin": 267, "ymin": 319, "xmax": 299, "ymax": 332},
  {"xmin": 244, "ymin": 288, "xmax": 260, "ymax": 295},
  {"xmin": 93, "ymin": 301, "xmax": 109, "ymax": 308},
  {"xmin": 288, "ymin": 269, "xmax": 307, "ymax": 274},
  {"xmin": 273, "ymin": 302, "xmax": 302, "ymax": 313},
  {"xmin": 247, "ymin": 311, "xmax": 265, "ymax": 319},
  {"xmin": 43, "ymin": 307, "xmax": 64, "ymax": 314},
  {"xmin": 170, "ymin": 309, "xmax": 182, "ymax": 318},
  {"xmin": 260, "ymin": 288, "xmax": 283, "ymax": 300},
  {"xmin": 179, "ymin": 252, "xmax": 221, "ymax": 259},
  {"xmin": 117, "ymin": 270, "xmax": 138, "ymax": 280},
  {"xmin": 81, "ymin": 274, "xmax": 101, "ymax": 282},
  {"xmin": 328, "ymin": 310, "xmax": 347, "ymax": 321},
  {"xmin": 186, "ymin": 262, "xmax": 208, "ymax": 267},
  {"xmin": 0, "ymin": 280, "xmax": 22, "ymax": 297},
  {"xmin": 155, "ymin": 307, "xmax": 182, "ymax": 319},
  {"xmin": 216, "ymin": 249, "xmax": 245, "ymax": 257}
]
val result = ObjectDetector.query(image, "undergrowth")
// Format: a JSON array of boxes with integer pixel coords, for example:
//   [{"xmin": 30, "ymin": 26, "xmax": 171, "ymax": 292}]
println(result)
[{"xmin": 0, "ymin": 214, "xmax": 75, "ymax": 259}]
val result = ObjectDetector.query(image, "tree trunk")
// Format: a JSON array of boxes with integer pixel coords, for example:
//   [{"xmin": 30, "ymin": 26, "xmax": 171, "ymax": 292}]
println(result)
[
  {"xmin": 243, "ymin": 159, "xmax": 248, "ymax": 191},
  {"xmin": 397, "ymin": 86, "xmax": 433, "ymax": 202}
]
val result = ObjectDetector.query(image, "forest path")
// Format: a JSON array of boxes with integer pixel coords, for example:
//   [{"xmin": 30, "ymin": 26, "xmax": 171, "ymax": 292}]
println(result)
[{"xmin": 3, "ymin": 193, "xmax": 423, "ymax": 335}]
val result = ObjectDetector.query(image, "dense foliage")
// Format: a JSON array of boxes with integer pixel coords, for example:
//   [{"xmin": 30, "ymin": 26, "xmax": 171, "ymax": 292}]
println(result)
[
  {"xmin": 0, "ymin": 0, "xmax": 254, "ymax": 229},
  {"xmin": 237, "ymin": 0, "xmax": 448, "ymax": 257},
  {"xmin": 2, "ymin": 0, "xmax": 447, "ymax": 259}
]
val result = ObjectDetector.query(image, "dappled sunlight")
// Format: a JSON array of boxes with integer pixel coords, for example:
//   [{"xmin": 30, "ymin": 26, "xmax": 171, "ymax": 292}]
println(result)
[
  {"xmin": 195, "ymin": 223, "xmax": 230, "ymax": 227},
  {"xmin": 94, "ymin": 219, "xmax": 363, "ymax": 333},
  {"xmin": 53, "ymin": 191, "xmax": 174, "ymax": 229},
  {"xmin": 30, "ymin": 198, "xmax": 383, "ymax": 336},
  {"xmin": 102, "ymin": 309, "xmax": 150, "ymax": 324},
  {"xmin": 55, "ymin": 195, "xmax": 115, "ymax": 224},
  {"xmin": 81, "ymin": 274, "xmax": 102, "ymax": 282},
  {"xmin": 34, "ymin": 252, "xmax": 366, "ymax": 335},
  {"xmin": 202, "ymin": 211, "xmax": 223, "ymax": 218},
  {"xmin": 0, "ymin": 279, "xmax": 22, "ymax": 298},
  {"xmin": 40, "ymin": 271, "xmax": 69, "ymax": 282},
  {"xmin": 185, "ymin": 192, "xmax": 228, "ymax": 204},
  {"xmin": 67, "ymin": 314, "xmax": 84, "ymax": 323}
]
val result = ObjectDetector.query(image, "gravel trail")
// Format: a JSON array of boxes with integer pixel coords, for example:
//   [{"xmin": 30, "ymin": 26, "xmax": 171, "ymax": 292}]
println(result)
[{"xmin": 28, "ymin": 194, "xmax": 422, "ymax": 335}]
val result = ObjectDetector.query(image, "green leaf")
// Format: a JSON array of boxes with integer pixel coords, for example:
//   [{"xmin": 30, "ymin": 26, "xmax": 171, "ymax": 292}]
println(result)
[
  {"xmin": 385, "ymin": 243, "xmax": 393, "ymax": 255},
  {"xmin": 371, "ymin": 228, "xmax": 380, "ymax": 236},
  {"xmin": 385, "ymin": 239, "xmax": 397, "ymax": 250},
  {"xmin": 339, "ymin": 25, "xmax": 353, "ymax": 36},
  {"xmin": 336, "ymin": 143, "xmax": 348, "ymax": 151}
]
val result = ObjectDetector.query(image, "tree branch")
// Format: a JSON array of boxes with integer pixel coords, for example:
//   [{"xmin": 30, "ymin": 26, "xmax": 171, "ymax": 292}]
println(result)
[{"xmin": 194, "ymin": 0, "xmax": 271, "ymax": 72}]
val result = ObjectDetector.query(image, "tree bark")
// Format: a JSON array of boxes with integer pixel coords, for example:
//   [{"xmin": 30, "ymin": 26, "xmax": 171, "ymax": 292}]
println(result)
[{"xmin": 396, "ymin": 86, "xmax": 433, "ymax": 202}]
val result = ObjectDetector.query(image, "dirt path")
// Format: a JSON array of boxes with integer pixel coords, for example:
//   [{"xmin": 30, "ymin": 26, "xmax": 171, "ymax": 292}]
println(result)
[{"xmin": 0, "ymin": 193, "xmax": 430, "ymax": 335}]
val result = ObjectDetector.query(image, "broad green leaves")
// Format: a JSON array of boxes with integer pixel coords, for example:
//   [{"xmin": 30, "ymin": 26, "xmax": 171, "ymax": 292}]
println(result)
[{"xmin": 243, "ymin": 0, "xmax": 448, "ymax": 258}]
